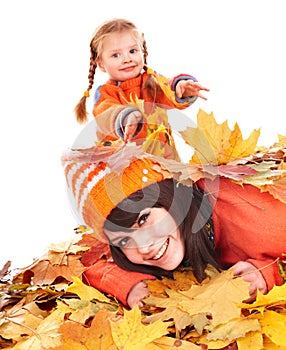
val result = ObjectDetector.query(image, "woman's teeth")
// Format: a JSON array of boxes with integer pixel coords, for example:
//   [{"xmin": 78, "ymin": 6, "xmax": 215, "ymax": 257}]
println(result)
[{"xmin": 152, "ymin": 239, "xmax": 169, "ymax": 260}]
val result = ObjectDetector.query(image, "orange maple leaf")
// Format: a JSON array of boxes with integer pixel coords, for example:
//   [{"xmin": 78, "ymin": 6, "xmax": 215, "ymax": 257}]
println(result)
[{"xmin": 47, "ymin": 308, "xmax": 117, "ymax": 350}]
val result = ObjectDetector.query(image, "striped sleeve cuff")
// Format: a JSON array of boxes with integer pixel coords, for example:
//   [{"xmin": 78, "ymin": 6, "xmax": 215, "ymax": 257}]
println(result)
[
  {"xmin": 171, "ymin": 74, "xmax": 198, "ymax": 104},
  {"xmin": 115, "ymin": 107, "xmax": 142, "ymax": 139}
]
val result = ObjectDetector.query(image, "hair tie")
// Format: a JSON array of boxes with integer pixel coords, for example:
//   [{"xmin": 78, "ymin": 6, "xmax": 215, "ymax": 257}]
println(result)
[{"xmin": 84, "ymin": 90, "xmax": 90, "ymax": 98}]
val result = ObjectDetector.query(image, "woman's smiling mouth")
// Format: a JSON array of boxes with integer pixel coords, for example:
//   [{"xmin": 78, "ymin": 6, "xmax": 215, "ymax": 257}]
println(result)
[{"xmin": 151, "ymin": 238, "xmax": 169, "ymax": 260}]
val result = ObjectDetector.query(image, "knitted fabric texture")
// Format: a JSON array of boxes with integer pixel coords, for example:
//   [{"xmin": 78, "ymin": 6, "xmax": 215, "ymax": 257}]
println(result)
[{"xmin": 65, "ymin": 158, "xmax": 164, "ymax": 238}]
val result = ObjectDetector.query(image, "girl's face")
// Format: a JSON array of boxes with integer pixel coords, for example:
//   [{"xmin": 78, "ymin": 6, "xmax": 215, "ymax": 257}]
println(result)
[
  {"xmin": 104, "ymin": 207, "xmax": 185, "ymax": 271},
  {"xmin": 97, "ymin": 31, "xmax": 144, "ymax": 82}
]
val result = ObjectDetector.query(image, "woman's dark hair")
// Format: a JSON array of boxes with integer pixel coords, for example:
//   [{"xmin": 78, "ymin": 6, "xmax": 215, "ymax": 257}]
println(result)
[{"xmin": 104, "ymin": 179, "xmax": 222, "ymax": 282}]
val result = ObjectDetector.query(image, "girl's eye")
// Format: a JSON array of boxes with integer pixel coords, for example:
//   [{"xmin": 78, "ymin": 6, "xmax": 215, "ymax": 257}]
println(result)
[
  {"xmin": 130, "ymin": 49, "xmax": 137, "ymax": 54},
  {"xmin": 137, "ymin": 212, "xmax": 150, "ymax": 227},
  {"xmin": 118, "ymin": 237, "xmax": 130, "ymax": 248},
  {"xmin": 112, "ymin": 53, "xmax": 120, "ymax": 58}
]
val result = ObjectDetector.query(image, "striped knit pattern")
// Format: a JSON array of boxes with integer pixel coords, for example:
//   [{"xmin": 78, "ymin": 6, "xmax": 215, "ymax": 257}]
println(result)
[{"xmin": 64, "ymin": 158, "xmax": 164, "ymax": 237}]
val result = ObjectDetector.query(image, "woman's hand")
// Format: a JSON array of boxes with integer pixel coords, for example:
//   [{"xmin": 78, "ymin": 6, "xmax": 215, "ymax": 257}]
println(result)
[
  {"xmin": 127, "ymin": 281, "xmax": 150, "ymax": 308},
  {"xmin": 176, "ymin": 79, "xmax": 209, "ymax": 100},
  {"xmin": 232, "ymin": 261, "xmax": 267, "ymax": 301}
]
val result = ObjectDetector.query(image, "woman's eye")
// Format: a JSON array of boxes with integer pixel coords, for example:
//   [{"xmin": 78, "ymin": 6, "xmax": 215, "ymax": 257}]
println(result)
[
  {"xmin": 138, "ymin": 212, "xmax": 150, "ymax": 227},
  {"xmin": 118, "ymin": 237, "xmax": 129, "ymax": 248}
]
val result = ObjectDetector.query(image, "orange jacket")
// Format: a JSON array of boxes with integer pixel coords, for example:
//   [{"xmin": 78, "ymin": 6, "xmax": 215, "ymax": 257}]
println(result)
[
  {"xmin": 92, "ymin": 69, "xmax": 197, "ymax": 144},
  {"xmin": 83, "ymin": 177, "xmax": 286, "ymax": 305},
  {"xmin": 200, "ymin": 177, "xmax": 286, "ymax": 291}
]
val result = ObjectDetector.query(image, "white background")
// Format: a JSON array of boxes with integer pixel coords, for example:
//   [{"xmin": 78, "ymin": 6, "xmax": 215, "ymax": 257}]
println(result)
[{"xmin": 1, "ymin": 0, "xmax": 285, "ymax": 269}]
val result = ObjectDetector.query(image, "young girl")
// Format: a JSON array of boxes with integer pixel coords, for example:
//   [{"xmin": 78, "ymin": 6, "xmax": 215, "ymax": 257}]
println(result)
[
  {"xmin": 74, "ymin": 18, "xmax": 209, "ymax": 157},
  {"xmin": 64, "ymin": 152, "xmax": 286, "ymax": 308}
]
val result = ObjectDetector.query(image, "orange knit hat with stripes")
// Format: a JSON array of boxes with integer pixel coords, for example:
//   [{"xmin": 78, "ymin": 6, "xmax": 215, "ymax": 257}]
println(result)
[{"xmin": 64, "ymin": 154, "xmax": 167, "ymax": 238}]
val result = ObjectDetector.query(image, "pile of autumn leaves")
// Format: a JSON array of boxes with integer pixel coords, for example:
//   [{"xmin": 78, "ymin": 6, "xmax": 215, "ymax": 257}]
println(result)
[{"xmin": 1, "ymin": 110, "xmax": 286, "ymax": 349}]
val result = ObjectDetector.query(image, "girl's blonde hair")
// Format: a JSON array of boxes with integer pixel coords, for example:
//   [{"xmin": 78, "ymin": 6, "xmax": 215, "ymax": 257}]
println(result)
[{"xmin": 75, "ymin": 18, "xmax": 152, "ymax": 124}]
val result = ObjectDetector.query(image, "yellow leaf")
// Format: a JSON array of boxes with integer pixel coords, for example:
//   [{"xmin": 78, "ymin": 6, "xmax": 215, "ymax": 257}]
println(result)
[
  {"xmin": 110, "ymin": 306, "xmax": 171, "ymax": 350},
  {"xmin": 152, "ymin": 336, "xmax": 201, "ymax": 349},
  {"xmin": 260, "ymin": 310, "xmax": 286, "ymax": 347},
  {"xmin": 238, "ymin": 284, "xmax": 286, "ymax": 312},
  {"xmin": 12, "ymin": 308, "xmax": 65, "ymax": 350},
  {"xmin": 180, "ymin": 109, "xmax": 260, "ymax": 165},
  {"xmin": 179, "ymin": 269, "xmax": 250, "ymax": 327},
  {"xmin": 0, "ymin": 309, "xmax": 43, "ymax": 342},
  {"xmin": 236, "ymin": 331, "xmax": 264, "ymax": 350},
  {"xmin": 263, "ymin": 336, "xmax": 286, "ymax": 349},
  {"xmin": 144, "ymin": 288, "xmax": 209, "ymax": 334},
  {"xmin": 66, "ymin": 276, "xmax": 111, "ymax": 303},
  {"xmin": 56, "ymin": 299, "xmax": 99, "ymax": 324},
  {"xmin": 278, "ymin": 134, "xmax": 286, "ymax": 146},
  {"xmin": 198, "ymin": 335, "xmax": 232, "ymax": 349},
  {"xmin": 206, "ymin": 318, "xmax": 261, "ymax": 341}
]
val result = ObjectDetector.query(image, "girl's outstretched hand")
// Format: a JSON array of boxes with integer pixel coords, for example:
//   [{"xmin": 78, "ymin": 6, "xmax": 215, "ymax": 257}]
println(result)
[
  {"xmin": 123, "ymin": 111, "xmax": 143, "ymax": 143},
  {"xmin": 127, "ymin": 281, "xmax": 150, "ymax": 308},
  {"xmin": 176, "ymin": 79, "xmax": 209, "ymax": 100},
  {"xmin": 232, "ymin": 261, "xmax": 267, "ymax": 301}
]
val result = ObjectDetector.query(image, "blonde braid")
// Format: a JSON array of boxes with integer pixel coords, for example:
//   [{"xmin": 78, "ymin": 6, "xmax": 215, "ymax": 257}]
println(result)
[
  {"xmin": 142, "ymin": 34, "xmax": 160, "ymax": 101},
  {"xmin": 74, "ymin": 37, "xmax": 99, "ymax": 124}
]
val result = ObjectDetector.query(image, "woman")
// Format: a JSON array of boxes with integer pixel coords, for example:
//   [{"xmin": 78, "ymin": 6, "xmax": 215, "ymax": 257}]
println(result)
[{"xmin": 64, "ymin": 151, "xmax": 286, "ymax": 308}]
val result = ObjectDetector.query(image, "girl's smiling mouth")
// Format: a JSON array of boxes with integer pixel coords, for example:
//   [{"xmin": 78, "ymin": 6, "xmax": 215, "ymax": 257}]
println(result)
[{"xmin": 151, "ymin": 238, "xmax": 169, "ymax": 260}]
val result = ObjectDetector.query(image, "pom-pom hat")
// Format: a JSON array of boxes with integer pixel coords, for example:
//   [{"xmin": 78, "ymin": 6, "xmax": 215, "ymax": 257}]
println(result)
[{"xmin": 64, "ymin": 148, "xmax": 169, "ymax": 239}]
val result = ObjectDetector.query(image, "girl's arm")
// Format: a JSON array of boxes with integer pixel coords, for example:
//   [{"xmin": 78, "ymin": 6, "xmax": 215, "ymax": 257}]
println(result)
[
  {"xmin": 92, "ymin": 85, "xmax": 144, "ymax": 143},
  {"xmin": 149, "ymin": 69, "xmax": 209, "ymax": 108},
  {"xmin": 82, "ymin": 259, "xmax": 155, "ymax": 306}
]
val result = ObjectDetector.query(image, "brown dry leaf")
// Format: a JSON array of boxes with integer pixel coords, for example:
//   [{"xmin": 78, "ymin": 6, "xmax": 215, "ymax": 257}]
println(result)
[
  {"xmin": 149, "ymin": 154, "xmax": 204, "ymax": 185},
  {"xmin": 260, "ymin": 172, "xmax": 286, "ymax": 204},
  {"xmin": 28, "ymin": 255, "xmax": 86, "ymax": 285},
  {"xmin": 110, "ymin": 305, "xmax": 172, "ymax": 350},
  {"xmin": 202, "ymin": 164, "xmax": 257, "ymax": 181},
  {"xmin": 241, "ymin": 161, "xmax": 280, "ymax": 186},
  {"xmin": 180, "ymin": 109, "xmax": 260, "ymax": 165},
  {"xmin": 0, "ymin": 261, "xmax": 11, "ymax": 279},
  {"xmin": 80, "ymin": 239, "xmax": 112, "ymax": 266},
  {"xmin": 47, "ymin": 308, "xmax": 117, "ymax": 350},
  {"xmin": 42, "ymin": 237, "xmax": 89, "ymax": 265}
]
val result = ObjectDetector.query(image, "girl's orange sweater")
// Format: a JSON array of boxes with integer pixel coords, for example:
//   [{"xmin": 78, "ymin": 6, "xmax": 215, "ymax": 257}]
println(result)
[{"xmin": 92, "ymin": 69, "xmax": 197, "ymax": 144}]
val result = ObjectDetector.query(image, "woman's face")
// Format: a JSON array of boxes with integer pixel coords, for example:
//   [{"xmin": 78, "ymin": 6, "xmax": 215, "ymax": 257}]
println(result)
[{"xmin": 104, "ymin": 207, "xmax": 185, "ymax": 271}]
